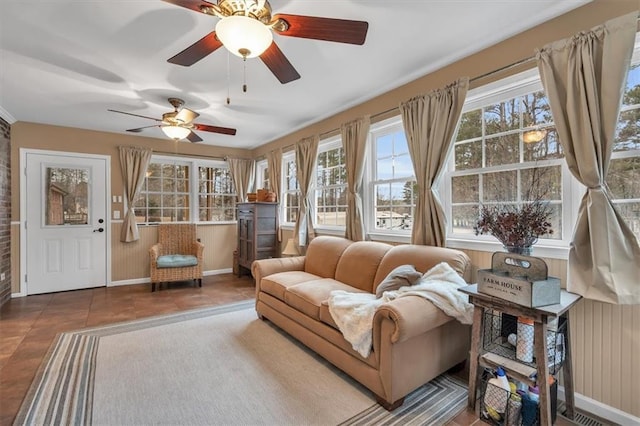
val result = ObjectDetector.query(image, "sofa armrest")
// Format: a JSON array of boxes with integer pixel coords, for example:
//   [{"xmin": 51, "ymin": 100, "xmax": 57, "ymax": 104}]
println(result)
[
  {"xmin": 373, "ymin": 296, "xmax": 454, "ymax": 345},
  {"xmin": 252, "ymin": 256, "xmax": 305, "ymax": 285}
]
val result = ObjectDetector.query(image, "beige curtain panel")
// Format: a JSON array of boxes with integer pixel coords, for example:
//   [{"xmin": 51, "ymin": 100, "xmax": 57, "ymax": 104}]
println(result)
[
  {"xmin": 227, "ymin": 157, "xmax": 255, "ymax": 203},
  {"xmin": 400, "ymin": 77, "xmax": 469, "ymax": 247},
  {"xmin": 266, "ymin": 148, "xmax": 282, "ymax": 201},
  {"xmin": 266, "ymin": 148, "xmax": 283, "ymax": 242},
  {"xmin": 119, "ymin": 146, "xmax": 152, "ymax": 243},
  {"xmin": 293, "ymin": 135, "xmax": 319, "ymax": 252},
  {"xmin": 537, "ymin": 12, "xmax": 640, "ymax": 304},
  {"xmin": 341, "ymin": 116, "xmax": 371, "ymax": 241}
]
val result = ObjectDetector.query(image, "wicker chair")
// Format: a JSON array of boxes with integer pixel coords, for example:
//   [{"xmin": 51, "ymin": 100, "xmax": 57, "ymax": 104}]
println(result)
[{"xmin": 149, "ymin": 223, "xmax": 204, "ymax": 292}]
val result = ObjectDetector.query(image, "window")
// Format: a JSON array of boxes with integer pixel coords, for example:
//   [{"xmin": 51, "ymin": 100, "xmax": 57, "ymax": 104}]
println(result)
[
  {"xmin": 369, "ymin": 119, "xmax": 415, "ymax": 233},
  {"xmin": 608, "ymin": 60, "xmax": 640, "ymax": 240},
  {"xmin": 256, "ymin": 159, "xmax": 269, "ymax": 191},
  {"xmin": 282, "ymin": 152, "xmax": 299, "ymax": 224},
  {"xmin": 449, "ymin": 88, "xmax": 565, "ymax": 244},
  {"xmin": 316, "ymin": 138, "xmax": 347, "ymax": 227},
  {"xmin": 135, "ymin": 159, "xmax": 190, "ymax": 223},
  {"xmin": 134, "ymin": 156, "xmax": 235, "ymax": 224},
  {"xmin": 197, "ymin": 165, "xmax": 236, "ymax": 221}
]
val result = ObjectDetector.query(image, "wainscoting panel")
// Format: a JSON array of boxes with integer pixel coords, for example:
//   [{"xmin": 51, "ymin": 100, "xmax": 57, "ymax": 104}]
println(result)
[{"xmin": 110, "ymin": 223, "xmax": 237, "ymax": 282}]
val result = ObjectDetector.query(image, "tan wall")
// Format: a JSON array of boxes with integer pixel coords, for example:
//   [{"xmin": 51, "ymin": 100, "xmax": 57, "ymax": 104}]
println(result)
[
  {"xmin": 267, "ymin": 1, "xmax": 640, "ymax": 418},
  {"xmin": 10, "ymin": 122, "xmax": 249, "ymax": 290},
  {"xmin": 251, "ymin": 0, "xmax": 639, "ymax": 159}
]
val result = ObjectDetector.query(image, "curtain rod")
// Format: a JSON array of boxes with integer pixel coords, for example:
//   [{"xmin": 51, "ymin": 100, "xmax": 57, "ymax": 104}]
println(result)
[{"xmin": 274, "ymin": 16, "xmax": 640, "ymax": 153}]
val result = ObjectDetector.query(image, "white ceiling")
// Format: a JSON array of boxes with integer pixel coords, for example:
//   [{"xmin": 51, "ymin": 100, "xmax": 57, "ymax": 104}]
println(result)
[{"xmin": 0, "ymin": 0, "xmax": 590, "ymax": 149}]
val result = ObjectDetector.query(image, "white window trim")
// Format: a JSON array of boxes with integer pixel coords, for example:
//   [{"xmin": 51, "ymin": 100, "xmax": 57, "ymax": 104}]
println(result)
[
  {"xmin": 442, "ymin": 68, "xmax": 587, "ymax": 259},
  {"xmin": 281, "ymin": 150, "xmax": 298, "ymax": 226},
  {"xmin": 136, "ymin": 154, "xmax": 236, "ymax": 225},
  {"xmin": 367, "ymin": 116, "xmax": 414, "ymax": 242},
  {"xmin": 314, "ymin": 136, "xmax": 347, "ymax": 232},
  {"xmin": 255, "ymin": 159, "xmax": 268, "ymax": 192}
]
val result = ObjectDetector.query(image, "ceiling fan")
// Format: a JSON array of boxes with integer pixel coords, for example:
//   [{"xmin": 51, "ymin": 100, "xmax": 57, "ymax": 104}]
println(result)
[
  {"xmin": 108, "ymin": 98, "xmax": 237, "ymax": 142},
  {"xmin": 163, "ymin": 0, "xmax": 369, "ymax": 84}
]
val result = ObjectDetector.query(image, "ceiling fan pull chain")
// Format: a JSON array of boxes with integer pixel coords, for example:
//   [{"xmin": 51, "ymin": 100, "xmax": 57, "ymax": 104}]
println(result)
[
  {"xmin": 243, "ymin": 57, "xmax": 248, "ymax": 93},
  {"xmin": 226, "ymin": 51, "xmax": 231, "ymax": 105}
]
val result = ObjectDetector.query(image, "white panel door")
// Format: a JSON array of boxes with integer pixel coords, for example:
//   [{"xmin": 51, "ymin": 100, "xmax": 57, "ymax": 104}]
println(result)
[{"xmin": 25, "ymin": 152, "xmax": 108, "ymax": 294}]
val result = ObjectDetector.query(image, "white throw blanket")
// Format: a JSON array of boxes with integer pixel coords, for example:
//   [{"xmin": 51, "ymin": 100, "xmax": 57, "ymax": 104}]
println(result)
[{"xmin": 327, "ymin": 262, "xmax": 474, "ymax": 358}]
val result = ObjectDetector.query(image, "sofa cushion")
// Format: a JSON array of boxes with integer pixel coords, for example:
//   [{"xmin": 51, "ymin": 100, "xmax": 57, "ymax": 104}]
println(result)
[
  {"xmin": 156, "ymin": 254, "xmax": 198, "ymax": 268},
  {"xmin": 334, "ymin": 241, "xmax": 392, "ymax": 292},
  {"xmin": 285, "ymin": 279, "xmax": 366, "ymax": 320},
  {"xmin": 374, "ymin": 244, "xmax": 471, "ymax": 287},
  {"xmin": 375, "ymin": 264, "xmax": 422, "ymax": 298},
  {"xmin": 261, "ymin": 271, "xmax": 320, "ymax": 301},
  {"xmin": 304, "ymin": 236, "xmax": 353, "ymax": 279}
]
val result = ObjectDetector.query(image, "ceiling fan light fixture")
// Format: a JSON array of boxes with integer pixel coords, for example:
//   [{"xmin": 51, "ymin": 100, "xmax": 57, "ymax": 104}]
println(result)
[
  {"xmin": 161, "ymin": 125, "xmax": 191, "ymax": 140},
  {"xmin": 523, "ymin": 129, "xmax": 548, "ymax": 144},
  {"xmin": 215, "ymin": 15, "xmax": 273, "ymax": 58}
]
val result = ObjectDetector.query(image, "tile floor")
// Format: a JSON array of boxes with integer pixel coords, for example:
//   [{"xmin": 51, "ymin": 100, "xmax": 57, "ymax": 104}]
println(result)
[{"xmin": 0, "ymin": 275, "xmax": 572, "ymax": 425}]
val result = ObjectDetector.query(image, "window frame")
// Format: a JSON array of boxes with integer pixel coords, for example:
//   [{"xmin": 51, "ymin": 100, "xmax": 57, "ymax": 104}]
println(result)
[
  {"xmin": 281, "ymin": 151, "xmax": 299, "ymax": 227},
  {"xmin": 442, "ymin": 69, "xmax": 581, "ymax": 259},
  {"xmin": 366, "ymin": 116, "xmax": 416, "ymax": 242},
  {"xmin": 133, "ymin": 154, "xmax": 236, "ymax": 225},
  {"xmin": 255, "ymin": 159, "xmax": 268, "ymax": 192},
  {"xmin": 314, "ymin": 136, "xmax": 348, "ymax": 232}
]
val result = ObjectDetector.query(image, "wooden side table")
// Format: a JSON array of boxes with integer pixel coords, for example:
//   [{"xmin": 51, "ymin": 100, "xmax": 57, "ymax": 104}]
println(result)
[{"xmin": 459, "ymin": 284, "xmax": 582, "ymax": 426}]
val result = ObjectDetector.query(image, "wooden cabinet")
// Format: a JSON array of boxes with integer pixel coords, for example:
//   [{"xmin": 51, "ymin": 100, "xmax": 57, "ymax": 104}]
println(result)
[{"xmin": 236, "ymin": 202, "xmax": 279, "ymax": 277}]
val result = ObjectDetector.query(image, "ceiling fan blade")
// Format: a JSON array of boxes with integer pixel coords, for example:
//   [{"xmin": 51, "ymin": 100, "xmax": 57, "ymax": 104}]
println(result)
[
  {"xmin": 126, "ymin": 125, "xmax": 161, "ymax": 133},
  {"xmin": 108, "ymin": 109, "xmax": 162, "ymax": 122},
  {"xmin": 194, "ymin": 123, "xmax": 237, "ymax": 135},
  {"xmin": 273, "ymin": 14, "xmax": 368, "ymax": 45},
  {"xmin": 162, "ymin": 0, "xmax": 215, "ymax": 14},
  {"xmin": 186, "ymin": 131, "xmax": 203, "ymax": 143},
  {"xmin": 259, "ymin": 41, "xmax": 300, "ymax": 84},
  {"xmin": 175, "ymin": 107, "xmax": 200, "ymax": 124},
  {"xmin": 168, "ymin": 31, "xmax": 223, "ymax": 66}
]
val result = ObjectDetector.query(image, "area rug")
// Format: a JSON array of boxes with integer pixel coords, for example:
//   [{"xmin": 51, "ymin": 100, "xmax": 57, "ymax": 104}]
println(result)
[{"xmin": 14, "ymin": 301, "xmax": 467, "ymax": 426}]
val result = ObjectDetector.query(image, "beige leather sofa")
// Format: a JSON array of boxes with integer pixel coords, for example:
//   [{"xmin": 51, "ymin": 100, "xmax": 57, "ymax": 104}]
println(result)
[{"xmin": 252, "ymin": 236, "xmax": 472, "ymax": 409}]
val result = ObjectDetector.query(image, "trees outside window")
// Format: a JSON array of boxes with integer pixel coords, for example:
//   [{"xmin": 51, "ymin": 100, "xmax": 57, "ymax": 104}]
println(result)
[
  {"xmin": 282, "ymin": 153, "xmax": 299, "ymax": 224},
  {"xmin": 198, "ymin": 166, "xmax": 236, "ymax": 222},
  {"xmin": 316, "ymin": 140, "xmax": 347, "ymax": 227},
  {"xmin": 448, "ymin": 88, "xmax": 564, "ymax": 243},
  {"xmin": 134, "ymin": 156, "xmax": 235, "ymax": 224},
  {"xmin": 607, "ymin": 62, "xmax": 640, "ymax": 240},
  {"xmin": 370, "ymin": 122, "xmax": 415, "ymax": 233}
]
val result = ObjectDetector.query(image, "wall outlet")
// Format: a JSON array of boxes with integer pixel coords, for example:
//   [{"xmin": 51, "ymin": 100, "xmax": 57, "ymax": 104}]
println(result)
[
  {"xmin": 113, "ymin": 210, "xmax": 120, "ymax": 220},
  {"xmin": 0, "ymin": 273, "xmax": 5, "ymax": 281}
]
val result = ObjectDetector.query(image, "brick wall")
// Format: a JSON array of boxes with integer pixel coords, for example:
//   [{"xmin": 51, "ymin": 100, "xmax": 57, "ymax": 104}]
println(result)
[{"xmin": 0, "ymin": 118, "xmax": 10, "ymax": 306}]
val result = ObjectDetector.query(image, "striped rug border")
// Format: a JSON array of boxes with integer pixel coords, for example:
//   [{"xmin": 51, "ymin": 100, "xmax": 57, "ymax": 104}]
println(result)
[
  {"xmin": 339, "ymin": 374, "xmax": 468, "ymax": 426},
  {"xmin": 13, "ymin": 301, "xmax": 254, "ymax": 426}
]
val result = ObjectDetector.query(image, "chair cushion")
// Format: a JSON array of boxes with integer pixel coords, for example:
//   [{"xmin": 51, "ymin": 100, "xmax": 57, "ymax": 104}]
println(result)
[{"xmin": 157, "ymin": 254, "xmax": 198, "ymax": 268}]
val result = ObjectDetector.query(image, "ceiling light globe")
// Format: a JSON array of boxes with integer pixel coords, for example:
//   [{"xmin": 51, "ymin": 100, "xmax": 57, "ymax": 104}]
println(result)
[
  {"xmin": 215, "ymin": 15, "xmax": 273, "ymax": 58},
  {"xmin": 161, "ymin": 125, "xmax": 191, "ymax": 140}
]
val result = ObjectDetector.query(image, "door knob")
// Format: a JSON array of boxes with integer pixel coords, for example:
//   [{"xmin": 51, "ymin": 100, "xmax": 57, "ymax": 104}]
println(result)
[{"xmin": 93, "ymin": 227, "xmax": 104, "ymax": 233}]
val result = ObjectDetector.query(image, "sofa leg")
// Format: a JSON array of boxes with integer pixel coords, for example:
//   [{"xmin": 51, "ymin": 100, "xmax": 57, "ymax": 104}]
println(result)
[
  {"xmin": 376, "ymin": 395, "xmax": 405, "ymax": 411},
  {"xmin": 151, "ymin": 282, "xmax": 156, "ymax": 292},
  {"xmin": 198, "ymin": 278, "xmax": 202, "ymax": 287}
]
